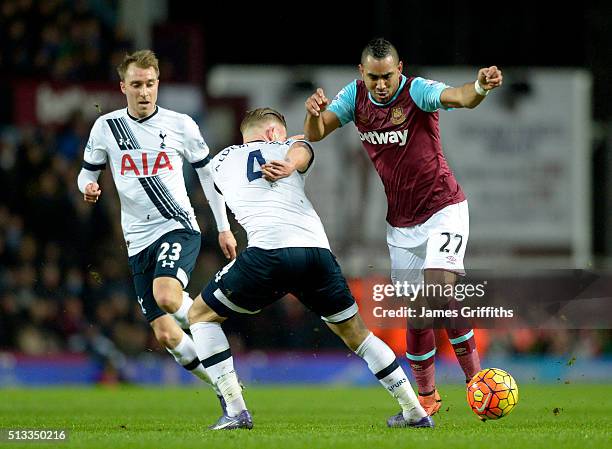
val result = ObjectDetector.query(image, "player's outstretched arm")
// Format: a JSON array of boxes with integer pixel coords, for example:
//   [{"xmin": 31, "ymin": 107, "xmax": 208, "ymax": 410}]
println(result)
[
  {"xmin": 262, "ymin": 141, "xmax": 313, "ymax": 182},
  {"xmin": 304, "ymin": 88, "xmax": 340, "ymax": 141},
  {"xmin": 440, "ymin": 66, "xmax": 503, "ymax": 109}
]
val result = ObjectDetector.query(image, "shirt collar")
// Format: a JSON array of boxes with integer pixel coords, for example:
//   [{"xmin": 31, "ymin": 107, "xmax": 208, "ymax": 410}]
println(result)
[{"xmin": 127, "ymin": 105, "xmax": 159, "ymax": 123}]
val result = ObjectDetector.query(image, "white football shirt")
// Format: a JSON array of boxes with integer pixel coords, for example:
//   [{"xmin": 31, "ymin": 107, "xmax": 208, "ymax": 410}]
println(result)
[
  {"xmin": 82, "ymin": 106, "xmax": 209, "ymax": 256},
  {"xmin": 211, "ymin": 140, "xmax": 330, "ymax": 250}
]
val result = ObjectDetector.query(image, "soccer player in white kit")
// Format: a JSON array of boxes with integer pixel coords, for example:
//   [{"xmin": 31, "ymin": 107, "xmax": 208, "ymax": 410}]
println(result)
[
  {"xmin": 187, "ymin": 108, "xmax": 432, "ymax": 430},
  {"xmin": 76, "ymin": 50, "xmax": 237, "ymax": 411}
]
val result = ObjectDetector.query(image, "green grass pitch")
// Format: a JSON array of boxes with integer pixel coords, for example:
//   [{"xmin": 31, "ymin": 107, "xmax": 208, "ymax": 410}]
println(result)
[{"xmin": 1, "ymin": 384, "xmax": 610, "ymax": 449}]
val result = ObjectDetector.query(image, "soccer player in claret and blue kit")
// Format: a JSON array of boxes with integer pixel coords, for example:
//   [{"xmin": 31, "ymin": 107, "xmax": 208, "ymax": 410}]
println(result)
[{"xmin": 304, "ymin": 38, "xmax": 503, "ymax": 415}]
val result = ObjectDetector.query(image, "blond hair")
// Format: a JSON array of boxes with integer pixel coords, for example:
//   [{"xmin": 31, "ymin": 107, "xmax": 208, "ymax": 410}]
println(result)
[
  {"xmin": 116, "ymin": 49, "xmax": 160, "ymax": 81},
  {"xmin": 240, "ymin": 108, "xmax": 287, "ymax": 134}
]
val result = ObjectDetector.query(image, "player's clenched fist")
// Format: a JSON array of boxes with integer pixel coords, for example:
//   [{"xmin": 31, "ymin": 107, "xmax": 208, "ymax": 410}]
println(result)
[
  {"xmin": 478, "ymin": 66, "xmax": 503, "ymax": 91},
  {"xmin": 84, "ymin": 182, "xmax": 101, "ymax": 203},
  {"xmin": 305, "ymin": 88, "xmax": 329, "ymax": 117}
]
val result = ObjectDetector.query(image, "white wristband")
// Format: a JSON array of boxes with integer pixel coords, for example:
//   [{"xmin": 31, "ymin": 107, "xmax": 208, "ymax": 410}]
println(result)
[{"xmin": 474, "ymin": 80, "xmax": 489, "ymax": 96}]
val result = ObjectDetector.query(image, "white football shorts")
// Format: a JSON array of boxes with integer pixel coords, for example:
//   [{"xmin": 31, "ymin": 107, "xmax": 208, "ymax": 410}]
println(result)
[{"xmin": 387, "ymin": 200, "xmax": 469, "ymax": 285}]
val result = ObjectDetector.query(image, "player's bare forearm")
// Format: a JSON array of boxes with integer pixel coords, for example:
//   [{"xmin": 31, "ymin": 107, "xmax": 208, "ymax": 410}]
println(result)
[
  {"xmin": 441, "ymin": 66, "xmax": 503, "ymax": 109},
  {"xmin": 262, "ymin": 142, "xmax": 313, "ymax": 181},
  {"xmin": 304, "ymin": 114, "xmax": 326, "ymax": 141},
  {"xmin": 304, "ymin": 88, "xmax": 340, "ymax": 141},
  {"xmin": 285, "ymin": 142, "xmax": 312, "ymax": 172},
  {"xmin": 442, "ymin": 82, "xmax": 487, "ymax": 109},
  {"xmin": 304, "ymin": 110, "xmax": 341, "ymax": 141}
]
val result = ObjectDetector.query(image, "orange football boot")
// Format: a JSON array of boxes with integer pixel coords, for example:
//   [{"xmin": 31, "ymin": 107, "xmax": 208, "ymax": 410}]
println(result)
[{"xmin": 418, "ymin": 389, "xmax": 442, "ymax": 416}]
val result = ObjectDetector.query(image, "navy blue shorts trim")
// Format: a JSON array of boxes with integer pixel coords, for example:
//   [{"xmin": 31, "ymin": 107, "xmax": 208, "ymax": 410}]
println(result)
[
  {"xmin": 202, "ymin": 247, "xmax": 357, "ymax": 322},
  {"xmin": 128, "ymin": 229, "xmax": 201, "ymax": 322}
]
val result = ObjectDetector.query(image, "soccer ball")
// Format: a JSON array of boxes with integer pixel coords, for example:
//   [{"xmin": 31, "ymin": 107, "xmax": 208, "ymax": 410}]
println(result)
[{"xmin": 467, "ymin": 368, "xmax": 518, "ymax": 420}]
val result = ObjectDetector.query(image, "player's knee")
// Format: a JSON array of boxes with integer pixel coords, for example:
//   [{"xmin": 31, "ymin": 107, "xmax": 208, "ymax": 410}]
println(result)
[
  {"xmin": 150, "ymin": 318, "xmax": 182, "ymax": 348},
  {"xmin": 154, "ymin": 331, "xmax": 176, "ymax": 348},
  {"xmin": 153, "ymin": 280, "xmax": 182, "ymax": 313},
  {"xmin": 155, "ymin": 293, "xmax": 179, "ymax": 312}
]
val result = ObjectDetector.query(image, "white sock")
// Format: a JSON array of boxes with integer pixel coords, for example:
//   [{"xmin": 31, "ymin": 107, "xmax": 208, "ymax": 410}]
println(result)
[
  {"xmin": 190, "ymin": 321, "xmax": 246, "ymax": 416},
  {"xmin": 217, "ymin": 371, "xmax": 245, "ymax": 417},
  {"xmin": 166, "ymin": 332, "xmax": 221, "ymax": 395},
  {"xmin": 171, "ymin": 292, "xmax": 193, "ymax": 329},
  {"xmin": 355, "ymin": 332, "xmax": 427, "ymax": 422}
]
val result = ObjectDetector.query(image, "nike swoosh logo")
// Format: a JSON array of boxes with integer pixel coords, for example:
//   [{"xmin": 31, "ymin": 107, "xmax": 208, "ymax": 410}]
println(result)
[
  {"xmin": 212, "ymin": 419, "xmax": 238, "ymax": 430},
  {"xmin": 474, "ymin": 393, "xmax": 492, "ymax": 413}
]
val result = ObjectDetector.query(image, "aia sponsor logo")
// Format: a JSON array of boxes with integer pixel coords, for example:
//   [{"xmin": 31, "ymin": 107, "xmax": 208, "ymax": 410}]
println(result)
[{"xmin": 121, "ymin": 152, "xmax": 173, "ymax": 176}]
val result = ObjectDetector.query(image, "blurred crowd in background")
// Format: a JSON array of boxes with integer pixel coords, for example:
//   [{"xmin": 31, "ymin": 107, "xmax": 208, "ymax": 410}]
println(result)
[
  {"xmin": 0, "ymin": 0, "xmax": 131, "ymax": 81},
  {"xmin": 0, "ymin": 0, "xmax": 610, "ymax": 370}
]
